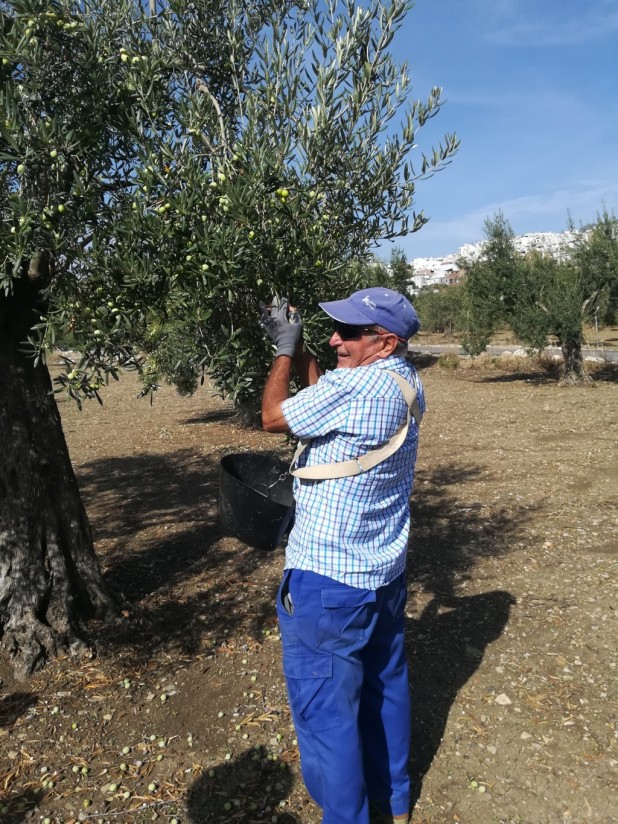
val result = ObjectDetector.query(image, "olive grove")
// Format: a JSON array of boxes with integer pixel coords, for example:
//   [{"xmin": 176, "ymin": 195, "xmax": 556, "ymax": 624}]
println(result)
[{"xmin": 461, "ymin": 209, "xmax": 618, "ymax": 383}]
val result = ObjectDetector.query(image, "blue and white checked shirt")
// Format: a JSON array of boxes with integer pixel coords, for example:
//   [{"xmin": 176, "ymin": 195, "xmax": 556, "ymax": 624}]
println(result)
[{"xmin": 281, "ymin": 356, "xmax": 425, "ymax": 589}]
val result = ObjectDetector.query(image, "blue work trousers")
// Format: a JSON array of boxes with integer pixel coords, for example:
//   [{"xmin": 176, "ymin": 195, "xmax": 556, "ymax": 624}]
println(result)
[{"xmin": 276, "ymin": 568, "xmax": 410, "ymax": 824}]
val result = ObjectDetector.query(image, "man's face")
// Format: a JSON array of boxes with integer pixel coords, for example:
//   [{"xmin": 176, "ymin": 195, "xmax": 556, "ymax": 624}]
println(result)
[{"xmin": 329, "ymin": 323, "xmax": 396, "ymax": 368}]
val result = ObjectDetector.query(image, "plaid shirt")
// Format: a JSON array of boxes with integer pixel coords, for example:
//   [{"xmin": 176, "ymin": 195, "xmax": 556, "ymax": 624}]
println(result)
[{"xmin": 281, "ymin": 356, "xmax": 425, "ymax": 589}]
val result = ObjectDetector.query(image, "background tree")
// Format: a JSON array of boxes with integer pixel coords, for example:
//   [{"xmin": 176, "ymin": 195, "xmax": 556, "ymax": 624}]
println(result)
[
  {"xmin": 386, "ymin": 246, "xmax": 414, "ymax": 295},
  {"xmin": 414, "ymin": 282, "xmax": 465, "ymax": 334},
  {"xmin": 461, "ymin": 209, "xmax": 617, "ymax": 384},
  {"xmin": 0, "ymin": 0, "xmax": 458, "ymax": 676},
  {"xmin": 460, "ymin": 211, "xmax": 521, "ymax": 355},
  {"xmin": 571, "ymin": 207, "xmax": 618, "ymax": 326}
]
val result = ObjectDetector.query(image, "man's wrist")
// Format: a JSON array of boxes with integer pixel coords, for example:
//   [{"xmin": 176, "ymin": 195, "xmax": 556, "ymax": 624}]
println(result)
[{"xmin": 275, "ymin": 347, "xmax": 296, "ymax": 359}]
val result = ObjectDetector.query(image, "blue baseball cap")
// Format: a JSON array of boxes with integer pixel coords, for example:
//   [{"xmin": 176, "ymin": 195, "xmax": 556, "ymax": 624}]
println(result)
[{"xmin": 319, "ymin": 287, "xmax": 420, "ymax": 340}]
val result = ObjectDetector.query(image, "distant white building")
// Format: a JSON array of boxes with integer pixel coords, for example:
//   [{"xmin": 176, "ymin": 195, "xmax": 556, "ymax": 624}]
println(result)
[
  {"xmin": 410, "ymin": 228, "xmax": 587, "ymax": 288},
  {"xmin": 409, "ymin": 254, "xmax": 464, "ymax": 293}
]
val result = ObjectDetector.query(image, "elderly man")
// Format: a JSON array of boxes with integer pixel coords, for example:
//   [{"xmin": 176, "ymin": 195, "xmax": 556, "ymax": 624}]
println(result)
[{"xmin": 260, "ymin": 287, "xmax": 425, "ymax": 824}]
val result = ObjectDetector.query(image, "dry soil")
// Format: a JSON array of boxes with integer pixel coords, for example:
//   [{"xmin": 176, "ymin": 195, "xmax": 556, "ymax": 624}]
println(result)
[{"xmin": 0, "ymin": 354, "xmax": 617, "ymax": 824}]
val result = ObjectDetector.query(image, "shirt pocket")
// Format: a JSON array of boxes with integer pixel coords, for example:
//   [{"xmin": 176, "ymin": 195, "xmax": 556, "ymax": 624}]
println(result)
[{"xmin": 282, "ymin": 652, "xmax": 340, "ymax": 732}]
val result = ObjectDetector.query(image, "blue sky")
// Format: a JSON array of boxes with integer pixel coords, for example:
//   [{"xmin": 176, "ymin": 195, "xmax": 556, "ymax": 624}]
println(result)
[{"xmin": 385, "ymin": 0, "xmax": 618, "ymax": 259}]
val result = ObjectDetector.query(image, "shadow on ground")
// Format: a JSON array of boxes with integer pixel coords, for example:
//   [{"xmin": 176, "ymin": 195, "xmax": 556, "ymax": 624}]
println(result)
[
  {"xmin": 407, "ymin": 591, "xmax": 515, "ymax": 807},
  {"xmin": 185, "ymin": 747, "xmax": 298, "ymax": 823},
  {"xmin": 0, "ymin": 691, "xmax": 37, "ymax": 728},
  {"xmin": 476, "ymin": 360, "xmax": 617, "ymax": 385},
  {"xmin": 77, "ymin": 448, "xmax": 286, "ymax": 666},
  {"xmin": 0, "ymin": 790, "xmax": 45, "ymax": 823},
  {"xmin": 79, "ymin": 451, "xmax": 528, "ymax": 811},
  {"xmin": 407, "ymin": 353, "xmax": 442, "ymax": 371},
  {"xmin": 405, "ymin": 464, "xmax": 526, "ymax": 805},
  {"xmin": 410, "ymin": 463, "xmax": 536, "ymax": 598},
  {"xmin": 183, "ymin": 408, "xmax": 239, "ymax": 425}
]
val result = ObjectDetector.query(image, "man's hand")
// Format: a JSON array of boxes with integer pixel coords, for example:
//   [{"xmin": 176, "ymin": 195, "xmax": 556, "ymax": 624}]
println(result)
[{"xmin": 258, "ymin": 296, "xmax": 302, "ymax": 358}]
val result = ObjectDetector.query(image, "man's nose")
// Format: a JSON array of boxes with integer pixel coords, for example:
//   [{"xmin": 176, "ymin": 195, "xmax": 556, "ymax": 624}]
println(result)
[{"xmin": 329, "ymin": 331, "xmax": 341, "ymax": 347}]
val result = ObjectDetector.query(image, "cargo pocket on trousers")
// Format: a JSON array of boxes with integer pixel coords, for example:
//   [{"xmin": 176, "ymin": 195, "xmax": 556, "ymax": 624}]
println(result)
[
  {"xmin": 317, "ymin": 587, "xmax": 376, "ymax": 648},
  {"xmin": 282, "ymin": 652, "xmax": 340, "ymax": 732}
]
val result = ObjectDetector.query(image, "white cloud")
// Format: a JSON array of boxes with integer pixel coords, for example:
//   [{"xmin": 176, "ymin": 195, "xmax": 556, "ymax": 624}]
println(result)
[
  {"xmin": 493, "ymin": 179, "xmax": 618, "ymax": 227},
  {"xmin": 486, "ymin": 6, "xmax": 618, "ymax": 47},
  {"xmin": 407, "ymin": 177, "xmax": 618, "ymax": 257},
  {"xmin": 449, "ymin": 87, "xmax": 582, "ymax": 115}
]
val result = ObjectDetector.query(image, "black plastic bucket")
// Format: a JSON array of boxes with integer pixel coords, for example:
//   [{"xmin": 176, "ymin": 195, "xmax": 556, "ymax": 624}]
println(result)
[{"xmin": 219, "ymin": 453, "xmax": 294, "ymax": 551}]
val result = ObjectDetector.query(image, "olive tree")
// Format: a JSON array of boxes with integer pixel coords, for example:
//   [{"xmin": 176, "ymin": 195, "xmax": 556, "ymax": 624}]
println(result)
[
  {"xmin": 460, "ymin": 211, "xmax": 521, "ymax": 355},
  {"xmin": 386, "ymin": 247, "xmax": 414, "ymax": 295},
  {"xmin": 414, "ymin": 283, "xmax": 465, "ymax": 334},
  {"xmin": 462, "ymin": 210, "xmax": 617, "ymax": 384},
  {"xmin": 125, "ymin": 0, "xmax": 459, "ymax": 408},
  {"xmin": 0, "ymin": 0, "xmax": 457, "ymax": 677},
  {"xmin": 571, "ymin": 207, "xmax": 618, "ymax": 326}
]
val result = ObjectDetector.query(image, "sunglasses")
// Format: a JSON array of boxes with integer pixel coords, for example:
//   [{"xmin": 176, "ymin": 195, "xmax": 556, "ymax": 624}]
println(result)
[
  {"xmin": 333, "ymin": 321, "xmax": 405, "ymax": 343},
  {"xmin": 332, "ymin": 322, "xmax": 377, "ymax": 340}
]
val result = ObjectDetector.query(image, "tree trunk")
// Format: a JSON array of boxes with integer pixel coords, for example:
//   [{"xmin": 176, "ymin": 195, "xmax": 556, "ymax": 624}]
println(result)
[
  {"xmin": 559, "ymin": 338, "xmax": 592, "ymax": 386},
  {"xmin": 0, "ymin": 273, "xmax": 118, "ymax": 680}
]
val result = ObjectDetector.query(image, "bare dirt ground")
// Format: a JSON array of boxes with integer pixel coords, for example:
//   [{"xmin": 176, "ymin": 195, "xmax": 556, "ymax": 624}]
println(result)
[{"xmin": 1, "ymin": 354, "xmax": 617, "ymax": 824}]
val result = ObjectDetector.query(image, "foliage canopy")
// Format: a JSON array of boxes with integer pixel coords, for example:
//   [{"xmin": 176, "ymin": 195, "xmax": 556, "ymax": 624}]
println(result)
[{"xmin": 1, "ymin": 0, "xmax": 458, "ymax": 410}]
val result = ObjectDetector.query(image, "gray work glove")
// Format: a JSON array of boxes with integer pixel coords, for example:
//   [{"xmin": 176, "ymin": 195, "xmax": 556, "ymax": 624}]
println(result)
[{"xmin": 258, "ymin": 296, "xmax": 302, "ymax": 358}]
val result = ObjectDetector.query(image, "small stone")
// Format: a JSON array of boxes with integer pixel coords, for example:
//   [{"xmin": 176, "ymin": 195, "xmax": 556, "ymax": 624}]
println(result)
[{"xmin": 495, "ymin": 693, "xmax": 512, "ymax": 706}]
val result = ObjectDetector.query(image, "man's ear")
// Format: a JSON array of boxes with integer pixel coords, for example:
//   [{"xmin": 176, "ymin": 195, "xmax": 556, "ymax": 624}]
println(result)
[{"xmin": 376, "ymin": 333, "xmax": 399, "ymax": 359}]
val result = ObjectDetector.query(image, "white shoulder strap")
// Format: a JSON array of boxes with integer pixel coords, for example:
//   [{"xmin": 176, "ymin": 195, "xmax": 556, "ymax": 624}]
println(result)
[{"xmin": 290, "ymin": 370, "xmax": 422, "ymax": 481}]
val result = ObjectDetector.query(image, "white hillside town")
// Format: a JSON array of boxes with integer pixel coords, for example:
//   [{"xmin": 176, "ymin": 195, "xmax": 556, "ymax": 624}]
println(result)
[{"xmin": 409, "ymin": 228, "xmax": 586, "ymax": 293}]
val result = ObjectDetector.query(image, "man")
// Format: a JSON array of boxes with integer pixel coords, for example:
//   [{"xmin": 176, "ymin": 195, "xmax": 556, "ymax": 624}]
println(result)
[{"xmin": 260, "ymin": 287, "xmax": 425, "ymax": 824}]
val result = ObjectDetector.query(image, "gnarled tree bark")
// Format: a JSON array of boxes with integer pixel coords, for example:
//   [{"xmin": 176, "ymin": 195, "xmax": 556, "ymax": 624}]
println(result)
[
  {"xmin": 0, "ymin": 264, "xmax": 118, "ymax": 680},
  {"xmin": 559, "ymin": 338, "xmax": 592, "ymax": 386}
]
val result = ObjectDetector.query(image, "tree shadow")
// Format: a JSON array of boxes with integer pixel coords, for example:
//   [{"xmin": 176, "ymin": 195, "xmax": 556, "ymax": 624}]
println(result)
[
  {"xmin": 0, "ymin": 789, "xmax": 45, "ymax": 823},
  {"xmin": 79, "ymin": 451, "xmax": 527, "ymax": 809},
  {"xmin": 183, "ymin": 408, "xmax": 239, "ymax": 425},
  {"xmin": 406, "ymin": 463, "xmax": 528, "ymax": 805},
  {"xmin": 78, "ymin": 449, "xmax": 222, "ymax": 596},
  {"xmin": 406, "ymin": 352, "xmax": 442, "ymax": 371},
  {"xmin": 476, "ymin": 361, "xmax": 618, "ymax": 384},
  {"xmin": 0, "ymin": 694, "xmax": 41, "ymax": 819},
  {"xmin": 410, "ymin": 464, "xmax": 536, "ymax": 599},
  {"xmin": 185, "ymin": 747, "xmax": 298, "ymax": 823},
  {"xmin": 78, "ymin": 449, "xmax": 287, "ymax": 664},
  {"xmin": 0, "ymin": 691, "xmax": 37, "ymax": 728}
]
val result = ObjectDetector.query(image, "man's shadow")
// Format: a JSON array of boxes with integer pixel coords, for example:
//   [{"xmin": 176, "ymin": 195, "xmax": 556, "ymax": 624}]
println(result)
[
  {"xmin": 186, "ymin": 747, "xmax": 297, "ymax": 823},
  {"xmin": 406, "ymin": 591, "xmax": 515, "ymax": 805},
  {"xmin": 405, "ymin": 464, "xmax": 524, "ymax": 805}
]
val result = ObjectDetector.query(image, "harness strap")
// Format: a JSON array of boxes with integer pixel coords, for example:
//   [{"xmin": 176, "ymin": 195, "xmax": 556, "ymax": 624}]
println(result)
[{"xmin": 290, "ymin": 370, "xmax": 422, "ymax": 481}]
